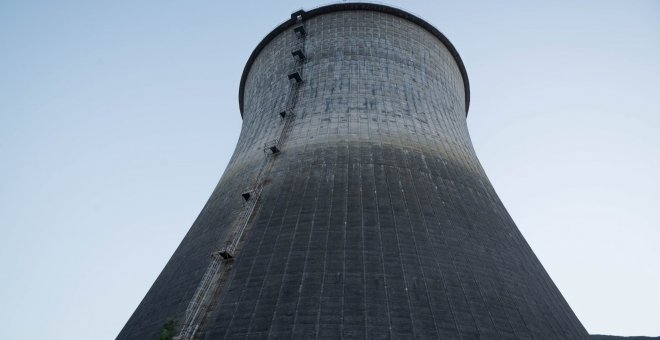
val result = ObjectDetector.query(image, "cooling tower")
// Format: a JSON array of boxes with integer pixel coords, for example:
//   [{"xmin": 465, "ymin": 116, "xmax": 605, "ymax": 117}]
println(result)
[{"xmin": 118, "ymin": 3, "xmax": 588, "ymax": 339}]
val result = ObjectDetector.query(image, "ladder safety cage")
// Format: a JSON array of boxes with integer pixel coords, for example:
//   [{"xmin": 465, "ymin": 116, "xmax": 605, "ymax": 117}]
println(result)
[
  {"xmin": 284, "ymin": 79, "xmax": 300, "ymax": 110},
  {"xmin": 224, "ymin": 184, "xmax": 263, "ymax": 257},
  {"xmin": 176, "ymin": 8, "xmax": 309, "ymax": 339},
  {"xmin": 175, "ymin": 254, "xmax": 227, "ymax": 340},
  {"xmin": 214, "ymin": 248, "xmax": 233, "ymax": 260},
  {"xmin": 264, "ymin": 139, "xmax": 281, "ymax": 155}
]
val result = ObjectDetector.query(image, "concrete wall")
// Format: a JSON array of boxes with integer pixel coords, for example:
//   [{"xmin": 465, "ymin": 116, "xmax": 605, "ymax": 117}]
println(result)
[{"xmin": 119, "ymin": 5, "xmax": 588, "ymax": 339}]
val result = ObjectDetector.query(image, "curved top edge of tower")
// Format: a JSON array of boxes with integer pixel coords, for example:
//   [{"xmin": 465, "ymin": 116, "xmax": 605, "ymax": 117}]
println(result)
[{"xmin": 237, "ymin": 2, "xmax": 471, "ymax": 118}]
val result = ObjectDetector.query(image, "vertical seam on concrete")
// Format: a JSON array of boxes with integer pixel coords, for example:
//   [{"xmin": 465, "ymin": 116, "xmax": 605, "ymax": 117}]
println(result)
[
  {"xmin": 408, "ymin": 106, "xmax": 463, "ymax": 338},
  {"xmin": 266, "ymin": 164, "xmax": 312, "ymax": 338},
  {"xmin": 371, "ymin": 162, "xmax": 393, "ymax": 338},
  {"xmin": 403, "ymin": 165, "xmax": 444, "ymax": 337},
  {"xmin": 223, "ymin": 160, "xmax": 293, "ymax": 338},
  {"xmin": 383, "ymin": 163, "xmax": 417, "ymax": 338},
  {"xmin": 481, "ymin": 182, "xmax": 570, "ymax": 338},
  {"xmin": 340, "ymin": 154, "xmax": 349, "ymax": 339},
  {"xmin": 314, "ymin": 162, "xmax": 336, "ymax": 340},
  {"xmin": 435, "ymin": 157, "xmax": 490, "ymax": 336},
  {"xmin": 371, "ymin": 138, "xmax": 393, "ymax": 338},
  {"xmin": 396, "ymin": 77, "xmax": 443, "ymax": 337},
  {"xmin": 413, "ymin": 163, "xmax": 463, "ymax": 338},
  {"xmin": 399, "ymin": 165, "xmax": 441, "ymax": 337},
  {"xmin": 390, "ymin": 96, "xmax": 442, "ymax": 337},
  {"xmin": 471, "ymin": 186, "xmax": 529, "ymax": 339},
  {"xmin": 445, "ymin": 180, "xmax": 503, "ymax": 337},
  {"xmin": 239, "ymin": 185, "xmax": 285, "ymax": 336},
  {"xmin": 426, "ymin": 158, "xmax": 480, "ymax": 338},
  {"xmin": 215, "ymin": 171, "xmax": 272, "ymax": 337},
  {"xmin": 359, "ymin": 161, "xmax": 368, "ymax": 339},
  {"xmin": 237, "ymin": 177, "xmax": 287, "ymax": 336},
  {"xmin": 390, "ymin": 71, "xmax": 423, "ymax": 338},
  {"xmin": 289, "ymin": 163, "xmax": 323, "ymax": 337}
]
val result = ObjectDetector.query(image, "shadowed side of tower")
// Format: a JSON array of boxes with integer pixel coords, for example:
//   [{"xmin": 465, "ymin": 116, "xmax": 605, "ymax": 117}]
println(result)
[{"xmin": 118, "ymin": 4, "xmax": 588, "ymax": 339}]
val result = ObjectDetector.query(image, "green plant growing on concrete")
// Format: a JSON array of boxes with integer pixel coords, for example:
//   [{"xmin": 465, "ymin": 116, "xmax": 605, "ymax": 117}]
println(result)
[{"xmin": 158, "ymin": 319, "xmax": 177, "ymax": 340}]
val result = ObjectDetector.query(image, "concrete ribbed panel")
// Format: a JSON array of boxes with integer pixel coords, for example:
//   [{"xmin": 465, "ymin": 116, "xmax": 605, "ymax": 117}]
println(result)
[{"xmin": 118, "ymin": 4, "xmax": 588, "ymax": 339}]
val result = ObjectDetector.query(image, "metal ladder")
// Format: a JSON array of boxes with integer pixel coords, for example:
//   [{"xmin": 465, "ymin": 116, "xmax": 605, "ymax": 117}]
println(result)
[{"xmin": 174, "ymin": 12, "xmax": 308, "ymax": 340}]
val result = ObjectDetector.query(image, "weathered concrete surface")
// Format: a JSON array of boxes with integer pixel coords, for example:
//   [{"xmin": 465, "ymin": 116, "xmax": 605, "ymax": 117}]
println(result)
[{"xmin": 118, "ymin": 4, "xmax": 588, "ymax": 339}]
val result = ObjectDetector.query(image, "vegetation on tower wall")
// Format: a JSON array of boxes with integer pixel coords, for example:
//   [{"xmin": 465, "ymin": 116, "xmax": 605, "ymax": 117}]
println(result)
[{"xmin": 158, "ymin": 319, "xmax": 177, "ymax": 340}]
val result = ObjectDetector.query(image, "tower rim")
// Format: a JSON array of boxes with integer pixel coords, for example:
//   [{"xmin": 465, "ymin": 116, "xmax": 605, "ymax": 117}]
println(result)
[{"xmin": 237, "ymin": 2, "xmax": 471, "ymax": 118}]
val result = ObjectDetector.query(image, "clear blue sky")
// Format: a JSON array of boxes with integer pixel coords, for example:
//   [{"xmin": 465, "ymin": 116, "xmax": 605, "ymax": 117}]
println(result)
[{"xmin": 1, "ymin": 1, "xmax": 658, "ymax": 339}]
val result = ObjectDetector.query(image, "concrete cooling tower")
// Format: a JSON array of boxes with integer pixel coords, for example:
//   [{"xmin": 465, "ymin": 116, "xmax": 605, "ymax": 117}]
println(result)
[{"xmin": 118, "ymin": 3, "xmax": 588, "ymax": 339}]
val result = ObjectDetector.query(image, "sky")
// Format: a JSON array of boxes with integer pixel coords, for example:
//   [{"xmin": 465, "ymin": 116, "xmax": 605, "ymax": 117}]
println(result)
[{"xmin": 0, "ymin": 1, "xmax": 658, "ymax": 339}]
